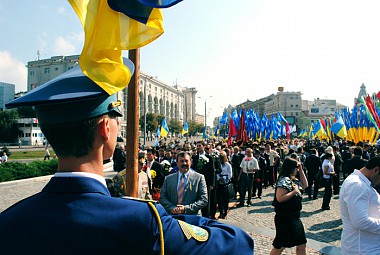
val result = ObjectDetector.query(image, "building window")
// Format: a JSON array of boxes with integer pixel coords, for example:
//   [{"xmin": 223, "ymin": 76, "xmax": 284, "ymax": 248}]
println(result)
[
  {"xmin": 55, "ymin": 67, "xmax": 59, "ymax": 71},
  {"xmin": 296, "ymin": 112, "xmax": 298, "ymax": 116},
  {"xmin": 44, "ymin": 68, "xmax": 50, "ymax": 74},
  {"xmin": 290, "ymin": 105, "xmax": 294, "ymax": 108},
  {"xmin": 30, "ymin": 71, "xmax": 34, "ymax": 75}
]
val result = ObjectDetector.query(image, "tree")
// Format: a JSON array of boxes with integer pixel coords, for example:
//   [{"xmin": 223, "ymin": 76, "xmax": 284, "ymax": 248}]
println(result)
[
  {"xmin": 187, "ymin": 120, "xmax": 204, "ymax": 136},
  {"xmin": 156, "ymin": 114, "xmax": 165, "ymax": 127},
  {"xmin": 139, "ymin": 113, "xmax": 158, "ymax": 134},
  {"xmin": 168, "ymin": 119, "xmax": 182, "ymax": 135},
  {"xmin": 0, "ymin": 110, "xmax": 20, "ymax": 142},
  {"xmin": 17, "ymin": 106, "xmax": 36, "ymax": 118}
]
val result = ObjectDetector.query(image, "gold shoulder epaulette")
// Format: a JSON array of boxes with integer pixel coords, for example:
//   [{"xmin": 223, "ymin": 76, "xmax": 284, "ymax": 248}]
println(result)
[{"xmin": 121, "ymin": 196, "xmax": 157, "ymax": 204}]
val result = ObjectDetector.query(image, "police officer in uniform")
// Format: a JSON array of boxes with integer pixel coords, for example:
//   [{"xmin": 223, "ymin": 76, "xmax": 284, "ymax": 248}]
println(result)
[{"xmin": 0, "ymin": 60, "xmax": 254, "ymax": 254}]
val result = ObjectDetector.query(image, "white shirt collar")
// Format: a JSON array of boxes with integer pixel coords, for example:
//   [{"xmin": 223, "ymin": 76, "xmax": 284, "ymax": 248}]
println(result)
[
  {"xmin": 353, "ymin": 169, "xmax": 371, "ymax": 187},
  {"xmin": 54, "ymin": 172, "xmax": 107, "ymax": 188}
]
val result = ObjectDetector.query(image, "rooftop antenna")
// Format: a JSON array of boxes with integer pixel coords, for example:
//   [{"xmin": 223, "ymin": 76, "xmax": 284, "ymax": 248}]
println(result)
[{"xmin": 36, "ymin": 50, "xmax": 40, "ymax": 60}]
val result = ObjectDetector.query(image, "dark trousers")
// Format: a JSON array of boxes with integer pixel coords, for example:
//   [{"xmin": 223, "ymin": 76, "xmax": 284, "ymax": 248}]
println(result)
[
  {"xmin": 232, "ymin": 168, "xmax": 240, "ymax": 198},
  {"xmin": 216, "ymin": 184, "xmax": 230, "ymax": 214},
  {"xmin": 252, "ymin": 173, "xmax": 263, "ymax": 197},
  {"xmin": 332, "ymin": 169, "xmax": 340, "ymax": 195},
  {"xmin": 268, "ymin": 166, "xmax": 276, "ymax": 186},
  {"xmin": 239, "ymin": 173, "xmax": 254, "ymax": 204},
  {"xmin": 202, "ymin": 187, "xmax": 216, "ymax": 218},
  {"xmin": 307, "ymin": 174, "xmax": 319, "ymax": 199},
  {"xmin": 263, "ymin": 168, "xmax": 269, "ymax": 188},
  {"xmin": 321, "ymin": 178, "xmax": 332, "ymax": 209}
]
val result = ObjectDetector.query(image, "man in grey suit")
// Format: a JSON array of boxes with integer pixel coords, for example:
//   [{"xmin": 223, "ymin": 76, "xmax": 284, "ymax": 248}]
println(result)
[{"xmin": 160, "ymin": 152, "xmax": 208, "ymax": 215}]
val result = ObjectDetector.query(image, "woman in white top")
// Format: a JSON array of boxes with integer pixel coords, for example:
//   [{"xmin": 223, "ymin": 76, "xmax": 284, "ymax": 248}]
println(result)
[
  {"xmin": 321, "ymin": 152, "xmax": 335, "ymax": 210},
  {"xmin": 216, "ymin": 151, "xmax": 233, "ymax": 219}
]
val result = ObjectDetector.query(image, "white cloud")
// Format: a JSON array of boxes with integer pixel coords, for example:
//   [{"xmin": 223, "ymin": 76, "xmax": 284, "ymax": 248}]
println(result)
[
  {"xmin": 57, "ymin": 6, "xmax": 65, "ymax": 14},
  {"xmin": 0, "ymin": 51, "xmax": 27, "ymax": 92},
  {"xmin": 53, "ymin": 32, "xmax": 84, "ymax": 56},
  {"xmin": 53, "ymin": 36, "xmax": 76, "ymax": 56}
]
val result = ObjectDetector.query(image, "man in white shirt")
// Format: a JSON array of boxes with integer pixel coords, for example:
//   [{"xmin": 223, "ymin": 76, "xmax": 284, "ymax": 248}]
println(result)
[
  {"xmin": 237, "ymin": 148, "xmax": 259, "ymax": 207},
  {"xmin": 340, "ymin": 157, "xmax": 380, "ymax": 254},
  {"xmin": 265, "ymin": 143, "xmax": 279, "ymax": 187}
]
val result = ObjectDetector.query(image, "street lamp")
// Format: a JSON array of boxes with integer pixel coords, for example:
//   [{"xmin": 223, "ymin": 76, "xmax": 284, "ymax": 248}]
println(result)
[
  {"xmin": 144, "ymin": 76, "xmax": 153, "ymax": 146},
  {"xmin": 143, "ymin": 80, "xmax": 146, "ymax": 146},
  {"xmin": 198, "ymin": 95, "xmax": 212, "ymax": 132}
]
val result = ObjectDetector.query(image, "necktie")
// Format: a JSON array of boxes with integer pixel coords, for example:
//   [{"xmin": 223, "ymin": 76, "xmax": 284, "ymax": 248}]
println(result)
[{"xmin": 177, "ymin": 174, "xmax": 185, "ymax": 205}]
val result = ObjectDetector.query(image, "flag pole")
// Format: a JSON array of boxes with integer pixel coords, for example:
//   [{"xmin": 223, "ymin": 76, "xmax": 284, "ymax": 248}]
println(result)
[{"xmin": 125, "ymin": 49, "xmax": 140, "ymax": 197}]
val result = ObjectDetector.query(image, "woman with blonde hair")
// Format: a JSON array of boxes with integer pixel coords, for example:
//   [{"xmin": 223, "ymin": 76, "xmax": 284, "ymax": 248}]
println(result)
[{"xmin": 216, "ymin": 151, "xmax": 233, "ymax": 219}]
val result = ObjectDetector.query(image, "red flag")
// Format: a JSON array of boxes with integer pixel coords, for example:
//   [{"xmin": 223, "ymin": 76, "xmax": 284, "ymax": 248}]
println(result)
[
  {"xmin": 365, "ymin": 95, "xmax": 380, "ymax": 129},
  {"xmin": 237, "ymin": 108, "xmax": 248, "ymax": 142},
  {"xmin": 286, "ymin": 122, "xmax": 290, "ymax": 139},
  {"xmin": 227, "ymin": 118, "xmax": 237, "ymax": 146},
  {"xmin": 320, "ymin": 118, "xmax": 326, "ymax": 130},
  {"xmin": 377, "ymin": 91, "xmax": 380, "ymax": 99}
]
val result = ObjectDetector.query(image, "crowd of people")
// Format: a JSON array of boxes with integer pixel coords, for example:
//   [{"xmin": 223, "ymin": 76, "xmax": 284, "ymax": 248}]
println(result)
[{"xmin": 110, "ymin": 136, "xmax": 380, "ymax": 254}]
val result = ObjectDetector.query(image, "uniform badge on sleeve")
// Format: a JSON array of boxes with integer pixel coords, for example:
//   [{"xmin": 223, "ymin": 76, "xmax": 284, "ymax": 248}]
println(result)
[{"xmin": 177, "ymin": 220, "xmax": 209, "ymax": 242}]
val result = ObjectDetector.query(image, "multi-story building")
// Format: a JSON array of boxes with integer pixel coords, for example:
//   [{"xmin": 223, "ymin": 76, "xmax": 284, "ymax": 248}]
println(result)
[
  {"xmin": 195, "ymin": 113, "xmax": 205, "ymax": 125},
  {"xmin": 16, "ymin": 118, "xmax": 46, "ymax": 146},
  {"xmin": 27, "ymin": 55, "xmax": 78, "ymax": 91},
  {"xmin": 25, "ymin": 55, "xmax": 197, "ymax": 139},
  {"xmin": 0, "ymin": 82, "xmax": 15, "ymax": 111},
  {"xmin": 226, "ymin": 87, "xmax": 348, "ymax": 133},
  {"xmin": 234, "ymin": 88, "xmax": 302, "ymax": 126}
]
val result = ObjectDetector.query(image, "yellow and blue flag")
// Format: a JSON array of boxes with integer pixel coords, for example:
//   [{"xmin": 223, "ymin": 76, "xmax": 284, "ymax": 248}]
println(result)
[
  {"xmin": 154, "ymin": 126, "xmax": 160, "ymax": 146},
  {"xmin": 160, "ymin": 117, "xmax": 169, "ymax": 138},
  {"xmin": 331, "ymin": 113, "xmax": 347, "ymax": 138},
  {"xmin": 313, "ymin": 120, "xmax": 326, "ymax": 138},
  {"xmin": 182, "ymin": 121, "xmax": 188, "ymax": 135},
  {"xmin": 202, "ymin": 127, "xmax": 207, "ymax": 140},
  {"xmin": 68, "ymin": 0, "xmax": 181, "ymax": 95}
]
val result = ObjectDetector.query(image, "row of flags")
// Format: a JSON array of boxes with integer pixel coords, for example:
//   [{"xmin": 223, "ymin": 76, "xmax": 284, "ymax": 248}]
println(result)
[
  {"xmin": 217, "ymin": 95, "xmax": 380, "ymax": 145},
  {"xmin": 220, "ymin": 108, "xmax": 294, "ymax": 145},
  {"xmin": 154, "ymin": 96, "xmax": 380, "ymax": 145},
  {"xmin": 298, "ymin": 95, "xmax": 380, "ymax": 145}
]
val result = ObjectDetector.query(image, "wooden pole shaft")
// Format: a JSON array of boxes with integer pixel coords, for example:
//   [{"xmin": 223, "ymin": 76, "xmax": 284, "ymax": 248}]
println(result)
[{"xmin": 125, "ymin": 49, "xmax": 140, "ymax": 197}]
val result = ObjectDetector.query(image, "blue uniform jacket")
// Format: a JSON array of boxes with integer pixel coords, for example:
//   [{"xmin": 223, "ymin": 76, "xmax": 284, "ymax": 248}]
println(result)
[{"xmin": 0, "ymin": 177, "xmax": 254, "ymax": 255}]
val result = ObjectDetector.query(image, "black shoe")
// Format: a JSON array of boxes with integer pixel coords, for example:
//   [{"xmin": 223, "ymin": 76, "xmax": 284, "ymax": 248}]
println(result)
[
  {"xmin": 247, "ymin": 203, "xmax": 251, "ymax": 207},
  {"xmin": 321, "ymin": 206, "xmax": 330, "ymax": 210},
  {"xmin": 237, "ymin": 203, "xmax": 244, "ymax": 207},
  {"xmin": 218, "ymin": 213, "xmax": 226, "ymax": 219},
  {"xmin": 312, "ymin": 197, "xmax": 318, "ymax": 200},
  {"xmin": 258, "ymin": 196, "xmax": 262, "ymax": 199}
]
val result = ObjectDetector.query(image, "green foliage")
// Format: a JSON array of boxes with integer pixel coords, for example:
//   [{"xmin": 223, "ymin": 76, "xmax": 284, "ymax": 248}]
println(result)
[
  {"xmin": 17, "ymin": 106, "xmax": 36, "ymax": 118},
  {"xmin": 0, "ymin": 110, "xmax": 20, "ymax": 143},
  {"xmin": 188, "ymin": 120, "xmax": 205, "ymax": 135},
  {"xmin": 139, "ymin": 113, "xmax": 158, "ymax": 134},
  {"xmin": 2, "ymin": 146, "xmax": 11, "ymax": 157},
  {"xmin": 168, "ymin": 118, "xmax": 182, "ymax": 134},
  {"xmin": 156, "ymin": 114, "xmax": 165, "ymax": 127},
  {"xmin": 0, "ymin": 160, "xmax": 58, "ymax": 182}
]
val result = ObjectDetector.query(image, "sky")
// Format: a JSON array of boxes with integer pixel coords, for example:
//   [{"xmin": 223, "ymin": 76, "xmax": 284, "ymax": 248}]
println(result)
[{"xmin": 1, "ymin": 0, "xmax": 380, "ymax": 126}]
